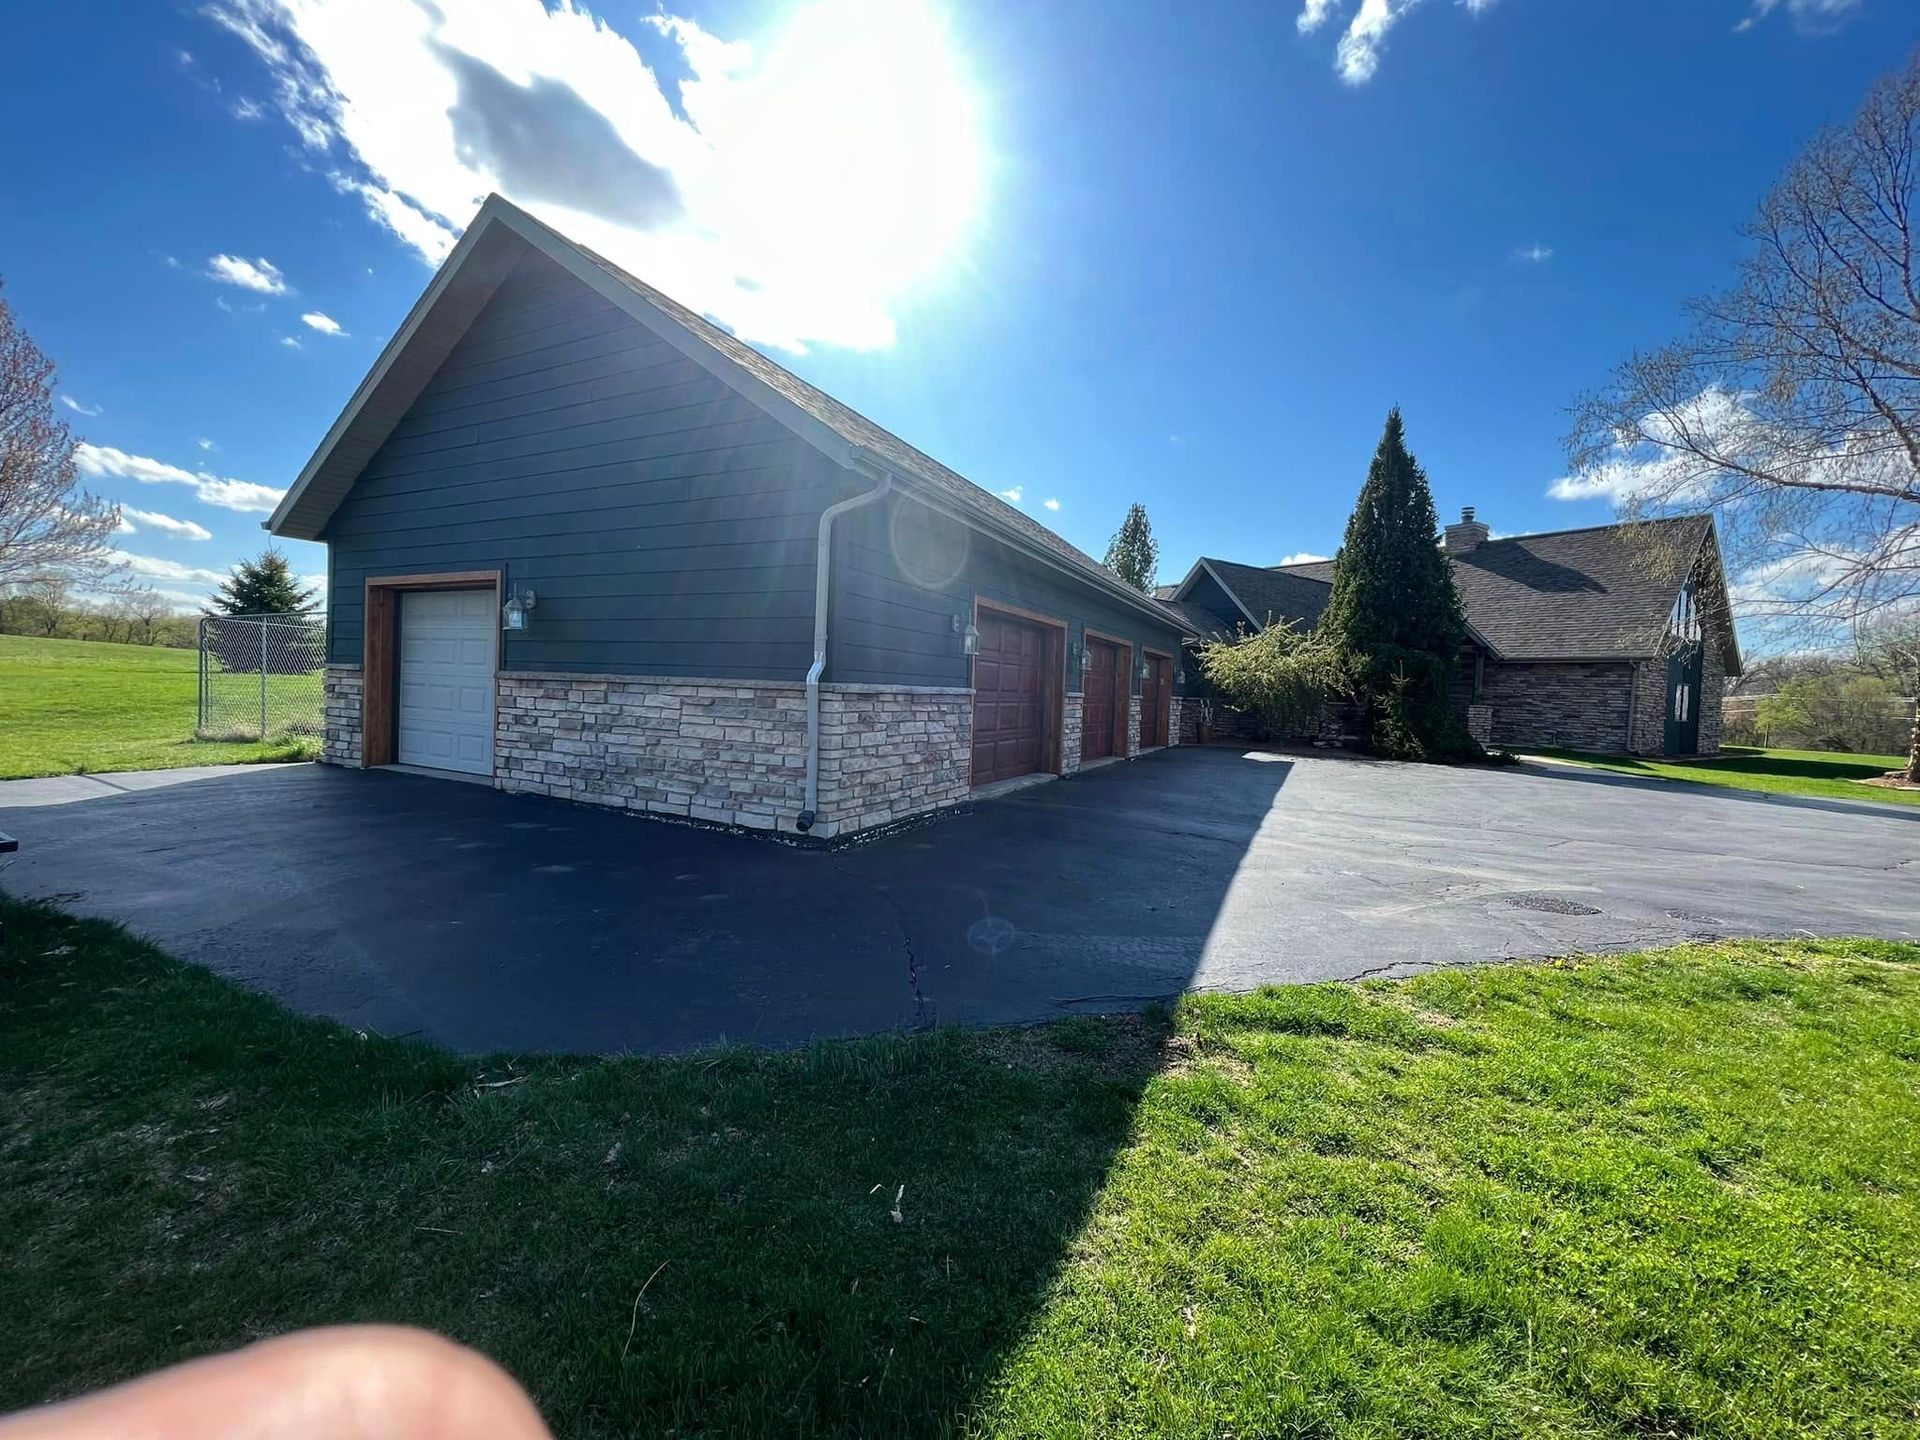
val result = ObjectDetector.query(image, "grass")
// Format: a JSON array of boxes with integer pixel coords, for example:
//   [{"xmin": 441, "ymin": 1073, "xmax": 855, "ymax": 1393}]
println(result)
[
  {"xmin": 0, "ymin": 633, "xmax": 320, "ymax": 779},
  {"xmin": 3, "ymin": 898, "xmax": 1917, "ymax": 1437},
  {"xmin": 1525, "ymin": 743, "xmax": 1920, "ymax": 807}
]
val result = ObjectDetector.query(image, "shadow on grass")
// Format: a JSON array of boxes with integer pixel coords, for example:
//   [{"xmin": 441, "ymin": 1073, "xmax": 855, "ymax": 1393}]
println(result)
[
  {"xmin": 1521, "ymin": 750, "xmax": 1920, "ymax": 821},
  {"xmin": 0, "ymin": 896, "xmax": 1173, "ymax": 1434}
]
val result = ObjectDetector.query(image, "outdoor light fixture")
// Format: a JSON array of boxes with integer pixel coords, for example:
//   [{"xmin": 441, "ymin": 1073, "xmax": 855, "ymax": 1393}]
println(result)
[
  {"xmin": 1176, "ymin": 668, "xmax": 1186, "ymax": 685},
  {"xmin": 1139, "ymin": 658, "xmax": 1151, "ymax": 680},
  {"xmin": 502, "ymin": 587, "xmax": 538, "ymax": 632},
  {"xmin": 962, "ymin": 621, "xmax": 979, "ymax": 656},
  {"xmin": 1068, "ymin": 637, "xmax": 1082, "ymax": 664}
]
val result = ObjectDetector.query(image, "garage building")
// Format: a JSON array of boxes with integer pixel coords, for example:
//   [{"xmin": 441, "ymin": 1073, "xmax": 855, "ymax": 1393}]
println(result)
[{"xmin": 269, "ymin": 195, "xmax": 1191, "ymax": 839}]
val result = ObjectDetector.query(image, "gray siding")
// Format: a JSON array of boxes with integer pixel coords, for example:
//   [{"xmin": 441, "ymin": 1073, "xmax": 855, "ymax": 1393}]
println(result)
[
  {"xmin": 828, "ymin": 492, "xmax": 1190, "ymax": 693},
  {"xmin": 1183, "ymin": 570, "xmax": 1249, "ymax": 629},
  {"xmin": 322, "ymin": 250, "xmax": 842, "ymax": 679}
]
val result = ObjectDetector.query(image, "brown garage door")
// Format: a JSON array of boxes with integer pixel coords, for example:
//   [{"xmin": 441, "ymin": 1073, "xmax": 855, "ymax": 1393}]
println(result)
[
  {"xmin": 1081, "ymin": 637, "xmax": 1121, "ymax": 762},
  {"xmin": 1142, "ymin": 653, "xmax": 1172, "ymax": 748},
  {"xmin": 972, "ymin": 610, "xmax": 1048, "ymax": 785}
]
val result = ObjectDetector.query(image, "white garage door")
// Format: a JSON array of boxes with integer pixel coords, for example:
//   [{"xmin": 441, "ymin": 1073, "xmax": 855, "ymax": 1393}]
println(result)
[{"xmin": 397, "ymin": 589, "xmax": 495, "ymax": 775}]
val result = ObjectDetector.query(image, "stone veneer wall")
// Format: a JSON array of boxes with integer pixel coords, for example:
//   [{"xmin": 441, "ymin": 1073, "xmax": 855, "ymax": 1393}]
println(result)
[
  {"xmin": 1127, "ymin": 695, "xmax": 1142, "ymax": 755},
  {"xmin": 491, "ymin": 673, "xmax": 968, "ymax": 839},
  {"xmin": 1166, "ymin": 696, "xmax": 1183, "ymax": 748},
  {"xmin": 1627, "ymin": 659, "xmax": 1666, "ymax": 755},
  {"xmin": 815, "ymin": 685, "xmax": 972, "ymax": 837},
  {"xmin": 1696, "ymin": 638, "xmax": 1726, "ymax": 755},
  {"xmin": 1060, "ymin": 694, "xmax": 1084, "ymax": 776},
  {"xmin": 1482, "ymin": 661, "xmax": 1637, "ymax": 754},
  {"xmin": 321, "ymin": 666, "xmax": 363, "ymax": 767}
]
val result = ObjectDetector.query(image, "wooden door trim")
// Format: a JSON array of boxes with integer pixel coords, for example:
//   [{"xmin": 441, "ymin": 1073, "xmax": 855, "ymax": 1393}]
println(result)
[
  {"xmin": 361, "ymin": 569, "xmax": 503, "ymax": 769},
  {"xmin": 1142, "ymin": 647, "xmax": 1175, "ymax": 749},
  {"xmin": 971, "ymin": 597, "xmax": 1067, "ymax": 783}
]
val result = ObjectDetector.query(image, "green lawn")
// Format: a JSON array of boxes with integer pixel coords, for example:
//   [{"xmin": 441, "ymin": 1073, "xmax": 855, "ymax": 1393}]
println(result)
[
  {"xmin": 3, "ymin": 897, "xmax": 1915, "ymax": 1436},
  {"xmin": 1524, "ymin": 743, "xmax": 1920, "ymax": 807},
  {"xmin": 0, "ymin": 633, "xmax": 319, "ymax": 779}
]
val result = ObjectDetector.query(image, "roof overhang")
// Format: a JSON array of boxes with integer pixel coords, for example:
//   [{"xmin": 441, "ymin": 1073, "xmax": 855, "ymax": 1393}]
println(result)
[
  {"xmin": 266, "ymin": 196, "xmax": 1186, "ymax": 636},
  {"xmin": 1172, "ymin": 558, "xmax": 1263, "ymax": 630}
]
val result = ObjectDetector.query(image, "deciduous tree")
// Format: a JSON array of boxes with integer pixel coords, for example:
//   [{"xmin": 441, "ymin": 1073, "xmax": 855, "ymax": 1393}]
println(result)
[
  {"xmin": 0, "ymin": 281, "xmax": 120, "ymax": 593},
  {"xmin": 1565, "ymin": 53, "xmax": 1920, "ymax": 657}
]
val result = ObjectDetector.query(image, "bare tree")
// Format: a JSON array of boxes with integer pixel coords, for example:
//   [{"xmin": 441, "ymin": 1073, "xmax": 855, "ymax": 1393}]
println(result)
[
  {"xmin": 24, "ymin": 575, "xmax": 68, "ymax": 636},
  {"xmin": 1858, "ymin": 614, "xmax": 1920, "ymax": 779},
  {"xmin": 129, "ymin": 587, "xmax": 173, "ymax": 645},
  {"xmin": 0, "ymin": 280, "xmax": 121, "ymax": 595},
  {"xmin": 1566, "ymin": 51, "xmax": 1920, "ymax": 774}
]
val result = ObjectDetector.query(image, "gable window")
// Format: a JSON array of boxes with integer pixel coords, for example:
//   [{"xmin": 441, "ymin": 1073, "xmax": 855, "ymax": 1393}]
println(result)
[{"xmin": 1669, "ymin": 584, "xmax": 1701, "ymax": 645}]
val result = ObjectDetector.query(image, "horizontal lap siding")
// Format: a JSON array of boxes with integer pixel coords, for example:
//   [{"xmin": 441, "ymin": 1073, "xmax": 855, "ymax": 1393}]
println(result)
[
  {"xmin": 828, "ymin": 493, "xmax": 1190, "ymax": 691},
  {"xmin": 323, "ymin": 250, "xmax": 838, "ymax": 679}
]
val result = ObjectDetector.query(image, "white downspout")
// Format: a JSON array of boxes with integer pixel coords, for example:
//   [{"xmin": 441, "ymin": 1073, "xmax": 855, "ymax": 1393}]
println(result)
[{"xmin": 795, "ymin": 464, "xmax": 892, "ymax": 833}]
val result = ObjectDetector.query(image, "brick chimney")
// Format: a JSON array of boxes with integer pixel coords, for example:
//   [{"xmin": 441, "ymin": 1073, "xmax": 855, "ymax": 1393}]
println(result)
[{"xmin": 1443, "ymin": 505, "xmax": 1490, "ymax": 555}]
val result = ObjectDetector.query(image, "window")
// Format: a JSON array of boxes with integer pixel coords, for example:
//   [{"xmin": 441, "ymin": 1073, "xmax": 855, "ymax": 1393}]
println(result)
[{"xmin": 1669, "ymin": 584, "xmax": 1701, "ymax": 644}]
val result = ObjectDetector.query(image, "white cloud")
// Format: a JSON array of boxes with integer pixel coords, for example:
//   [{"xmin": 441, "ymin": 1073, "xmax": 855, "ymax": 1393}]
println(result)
[
  {"xmin": 197, "ymin": 438, "xmax": 217, "ymax": 451},
  {"xmin": 119, "ymin": 506, "xmax": 215, "ymax": 542},
  {"xmin": 105, "ymin": 550, "xmax": 230, "ymax": 585},
  {"xmin": 300, "ymin": 310, "xmax": 347, "ymax": 336},
  {"xmin": 232, "ymin": 96, "xmax": 266, "ymax": 120},
  {"xmin": 207, "ymin": 253, "xmax": 291, "ymax": 294},
  {"xmin": 999, "ymin": 486, "xmax": 1023, "ymax": 504},
  {"xmin": 1043, "ymin": 497, "xmax": 1061, "ymax": 512},
  {"xmin": 1298, "ymin": 0, "xmax": 1343, "ymax": 31},
  {"xmin": 59, "ymin": 395, "xmax": 103, "ymax": 417},
  {"xmin": 1734, "ymin": 0, "xmax": 1860, "ymax": 33},
  {"xmin": 1300, "ymin": 0, "xmax": 1498, "ymax": 84},
  {"xmin": 1279, "ymin": 551, "xmax": 1331, "ymax": 566},
  {"xmin": 74, "ymin": 443, "xmax": 286, "ymax": 513},
  {"xmin": 205, "ymin": 0, "xmax": 986, "ymax": 353},
  {"xmin": 279, "ymin": 335, "xmax": 303, "ymax": 349},
  {"xmin": 1512, "ymin": 243, "xmax": 1553, "ymax": 263}
]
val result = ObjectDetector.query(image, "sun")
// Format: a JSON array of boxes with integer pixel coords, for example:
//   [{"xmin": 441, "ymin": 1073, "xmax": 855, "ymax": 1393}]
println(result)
[{"xmin": 703, "ymin": 0, "xmax": 987, "ymax": 333}]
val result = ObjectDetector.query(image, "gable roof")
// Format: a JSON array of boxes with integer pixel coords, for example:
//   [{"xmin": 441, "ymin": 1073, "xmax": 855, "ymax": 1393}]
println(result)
[
  {"xmin": 1199, "ymin": 516, "xmax": 1740, "ymax": 671},
  {"xmin": 1201, "ymin": 557, "xmax": 1337, "ymax": 632},
  {"xmin": 266, "ymin": 195, "xmax": 1178, "ymax": 629}
]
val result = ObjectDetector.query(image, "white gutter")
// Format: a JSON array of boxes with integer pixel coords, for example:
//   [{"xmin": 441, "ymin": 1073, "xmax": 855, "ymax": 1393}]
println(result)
[{"xmin": 795, "ymin": 461, "xmax": 893, "ymax": 833}]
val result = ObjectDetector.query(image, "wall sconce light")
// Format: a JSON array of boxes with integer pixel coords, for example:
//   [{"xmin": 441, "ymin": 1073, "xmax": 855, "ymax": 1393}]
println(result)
[
  {"xmin": 1139, "ymin": 658, "xmax": 1151, "ymax": 680},
  {"xmin": 502, "ymin": 587, "xmax": 537, "ymax": 632},
  {"xmin": 962, "ymin": 621, "xmax": 979, "ymax": 656},
  {"xmin": 1068, "ymin": 637, "xmax": 1082, "ymax": 665},
  {"xmin": 1176, "ymin": 668, "xmax": 1186, "ymax": 686}
]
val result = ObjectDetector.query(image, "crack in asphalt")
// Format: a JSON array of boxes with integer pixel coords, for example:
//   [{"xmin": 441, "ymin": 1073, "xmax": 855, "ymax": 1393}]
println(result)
[{"xmin": 875, "ymin": 885, "xmax": 935, "ymax": 1031}]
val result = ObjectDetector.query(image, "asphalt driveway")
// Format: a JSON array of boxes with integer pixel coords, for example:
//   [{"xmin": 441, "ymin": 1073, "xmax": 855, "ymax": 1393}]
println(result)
[{"xmin": 3, "ymin": 747, "xmax": 1916, "ymax": 1053}]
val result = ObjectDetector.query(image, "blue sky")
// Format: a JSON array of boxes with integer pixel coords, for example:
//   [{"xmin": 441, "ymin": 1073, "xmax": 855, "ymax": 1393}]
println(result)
[{"xmin": 0, "ymin": 0, "xmax": 1910, "ymax": 618}]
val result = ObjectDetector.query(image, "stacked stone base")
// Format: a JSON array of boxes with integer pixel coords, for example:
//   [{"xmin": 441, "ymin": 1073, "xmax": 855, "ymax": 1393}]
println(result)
[
  {"xmin": 340, "ymin": 672, "xmax": 975, "ymax": 840},
  {"xmin": 321, "ymin": 666, "xmax": 363, "ymax": 766}
]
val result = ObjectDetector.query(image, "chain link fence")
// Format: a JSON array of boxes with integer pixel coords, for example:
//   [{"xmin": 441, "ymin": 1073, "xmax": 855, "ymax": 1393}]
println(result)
[{"xmin": 197, "ymin": 612, "xmax": 326, "ymax": 742}]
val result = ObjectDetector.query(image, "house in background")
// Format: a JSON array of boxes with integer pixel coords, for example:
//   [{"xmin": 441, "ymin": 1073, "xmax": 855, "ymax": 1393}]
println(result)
[
  {"xmin": 1167, "ymin": 510, "xmax": 1742, "ymax": 756},
  {"xmin": 267, "ymin": 196, "xmax": 1191, "ymax": 840}
]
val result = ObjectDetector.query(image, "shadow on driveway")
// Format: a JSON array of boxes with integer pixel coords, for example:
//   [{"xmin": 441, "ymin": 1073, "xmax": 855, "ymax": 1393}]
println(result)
[{"xmin": 3, "ymin": 745, "xmax": 1916, "ymax": 1054}]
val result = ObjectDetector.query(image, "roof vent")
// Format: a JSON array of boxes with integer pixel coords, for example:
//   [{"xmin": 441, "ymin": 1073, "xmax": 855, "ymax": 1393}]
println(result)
[{"xmin": 1444, "ymin": 506, "xmax": 1490, "ymax": 555}]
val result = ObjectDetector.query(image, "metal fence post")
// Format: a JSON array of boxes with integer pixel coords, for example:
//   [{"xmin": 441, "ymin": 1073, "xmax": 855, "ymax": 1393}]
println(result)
[
  {"xmin": 197, "ymin": 616, "xmax": 208, "ymax": 736},
  {"xmin": 259, "ymin": 618, "xmax": 269, "ymax": 740}
]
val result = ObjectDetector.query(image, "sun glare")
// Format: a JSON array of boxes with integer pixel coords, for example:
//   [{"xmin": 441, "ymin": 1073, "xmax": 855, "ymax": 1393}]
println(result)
[{"xmin": 707, "ymin": 0, "xmax": 985, "ymax": 316}]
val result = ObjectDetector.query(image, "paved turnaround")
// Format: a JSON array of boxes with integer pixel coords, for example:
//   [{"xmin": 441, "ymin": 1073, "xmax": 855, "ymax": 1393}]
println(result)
[{"xmin": 2, "ymin": 747, "xmax": 1915, "ymax": 1054}]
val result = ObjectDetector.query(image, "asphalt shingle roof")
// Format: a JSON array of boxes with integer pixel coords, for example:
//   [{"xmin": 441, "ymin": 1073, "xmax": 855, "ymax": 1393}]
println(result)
[
  {"xmin": 1200, "ymin": 558, "xmax": 1335, "ymax": 630},
  {"xmin": 1153, "ymin": 597, "xmax": 1239, "ymax": 642},
  {"xmin": 1252, "ymin": 517, "xmax": 1721, "ymax": 663}
]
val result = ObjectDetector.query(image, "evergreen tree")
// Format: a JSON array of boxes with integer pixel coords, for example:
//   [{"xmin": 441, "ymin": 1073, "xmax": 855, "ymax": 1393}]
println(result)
[
  {"xmin": 1319, "ymin": 409, "xmax": 1475, "ymax": 760},
  {"xmin": 206, "ymin": 547, "xmax": 317, "ymax": 616},
  {"xmin": 1104, "ymin": 503, "xmax": 1159, "ymax": 594}
]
